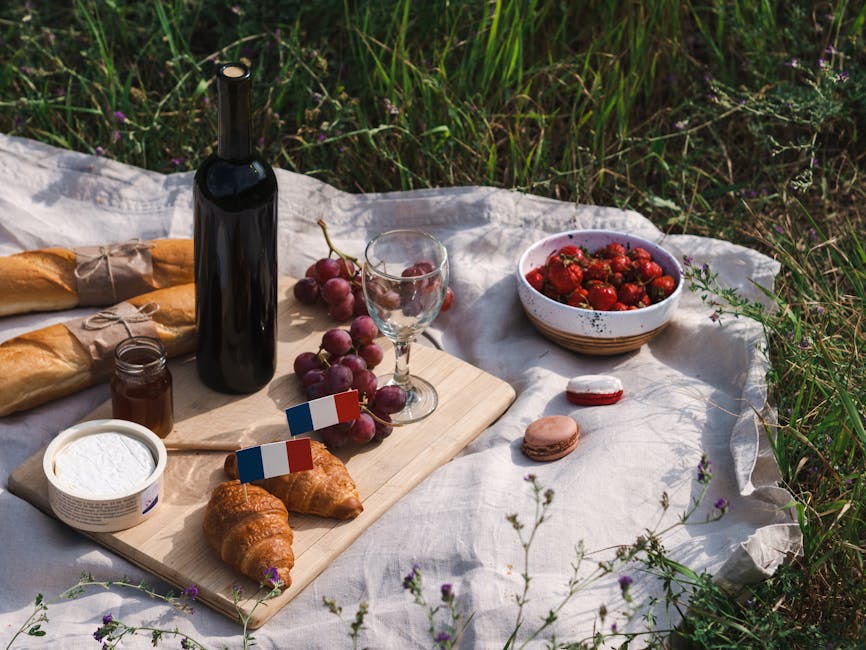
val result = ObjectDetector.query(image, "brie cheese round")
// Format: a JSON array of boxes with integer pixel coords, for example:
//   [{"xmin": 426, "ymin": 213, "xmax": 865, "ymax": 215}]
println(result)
[{"xmin": 54, "ymin": 431, "xmax": 156, "ymax": 498}]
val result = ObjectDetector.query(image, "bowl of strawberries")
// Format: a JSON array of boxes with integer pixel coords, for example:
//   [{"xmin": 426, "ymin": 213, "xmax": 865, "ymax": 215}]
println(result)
[{"xmin": 516, "ymin": 229, "xmax": 683, "ymax": 355}]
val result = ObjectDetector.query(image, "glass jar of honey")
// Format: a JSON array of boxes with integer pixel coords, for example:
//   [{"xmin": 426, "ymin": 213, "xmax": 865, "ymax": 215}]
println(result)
[{"xmin": 111, "ymin": 336, "xmax": 174, "ymax": 438}]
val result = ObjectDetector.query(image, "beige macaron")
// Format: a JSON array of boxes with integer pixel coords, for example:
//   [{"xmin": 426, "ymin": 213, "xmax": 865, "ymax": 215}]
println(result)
[{"xmin": 521, "ymin": 415, "xmax": 580, "ymax": 462}]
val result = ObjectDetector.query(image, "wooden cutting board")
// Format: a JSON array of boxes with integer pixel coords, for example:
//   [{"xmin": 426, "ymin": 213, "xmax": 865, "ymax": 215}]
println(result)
[{"xmin": 8, "ymin": 277, "xmax": 515, "ymax": 628}]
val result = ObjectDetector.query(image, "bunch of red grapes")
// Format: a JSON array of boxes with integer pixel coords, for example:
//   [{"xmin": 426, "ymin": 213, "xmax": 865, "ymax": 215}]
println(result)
[
  {"xmin": 292, "ymin": 220, "xmax": 454, "ymax": 323},
  {"xmin": 292, "ymin": 315, "xmax": 407, "ymax": 449},
  {"xmin": 293, "ymin": 256, "xmax": 367, "ymax": 322},
  {"xmin": 524, "ymin": 241, "xmax": 677, "ymax": 311}
]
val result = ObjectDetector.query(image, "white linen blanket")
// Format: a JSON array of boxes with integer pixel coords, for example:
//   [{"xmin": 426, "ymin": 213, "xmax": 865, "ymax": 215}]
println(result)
[{"xmin": 0, "ymin": 134, "xmax": 800, "ymax": 648}]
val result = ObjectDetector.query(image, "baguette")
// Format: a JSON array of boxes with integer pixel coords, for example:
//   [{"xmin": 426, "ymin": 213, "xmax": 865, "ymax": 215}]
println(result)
[
  {"xmin": 0, "ymin": 239, "xmax": 193, "ymax": 317},
  {"xmin": 0, "ymin": 283, "xmax": 196, "ymax": 417}
]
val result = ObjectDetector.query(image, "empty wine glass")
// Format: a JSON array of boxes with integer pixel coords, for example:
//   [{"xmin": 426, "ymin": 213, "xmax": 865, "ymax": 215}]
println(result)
[{"xmin": 362, "ymin": 229, "xmax": 450, "ymax": 424}]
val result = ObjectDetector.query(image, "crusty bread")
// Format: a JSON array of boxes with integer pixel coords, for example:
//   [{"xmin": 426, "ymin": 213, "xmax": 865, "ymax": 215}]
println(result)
[
  {"xmin": 0, "ymin": 239, "xmax": 194, "ymax": 317},
  {"xmin": 203, "ymin": 480, "xmax": 294, "ymax": 589},
  {"xmin": 224, "ymin": 441, "xmax": 364, "ymax": 520},
  {"xmin": 0, "ymin": 283, "xmax": 196, "ymax": 417}
]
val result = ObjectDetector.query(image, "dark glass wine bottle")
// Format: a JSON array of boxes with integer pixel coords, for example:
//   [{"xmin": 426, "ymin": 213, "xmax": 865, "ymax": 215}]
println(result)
[{"xmin": 193, "ymin": 62, "xmax": 278, "ymax": 394}]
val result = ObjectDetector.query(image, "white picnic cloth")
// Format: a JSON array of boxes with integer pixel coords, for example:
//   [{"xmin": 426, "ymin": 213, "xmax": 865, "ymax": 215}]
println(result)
[{"xmin": 0, "ymin": 134, "xmax": 801, "ymax": 648}]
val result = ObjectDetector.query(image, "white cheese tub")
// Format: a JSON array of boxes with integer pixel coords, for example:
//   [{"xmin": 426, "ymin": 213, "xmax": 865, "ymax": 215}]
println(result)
[{"xmin": 43, "ymin": 419, "xmax": 167, "ymax": 532}]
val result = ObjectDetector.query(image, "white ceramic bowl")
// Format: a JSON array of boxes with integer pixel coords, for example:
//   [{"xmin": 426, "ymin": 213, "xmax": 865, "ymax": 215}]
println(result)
[{"xmin": 516, "ymin": 229, "xmax": 683, "ymax": 355}]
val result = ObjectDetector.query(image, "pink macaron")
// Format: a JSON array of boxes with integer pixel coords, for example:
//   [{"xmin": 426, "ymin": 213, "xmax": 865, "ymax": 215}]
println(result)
[
  {"xmin": 521, "ymin": 415, "xmax": 580, "ymax": 462},
  {"xmin": 565, "ymin": 374, "xmax": 624, "ymax": 406}
]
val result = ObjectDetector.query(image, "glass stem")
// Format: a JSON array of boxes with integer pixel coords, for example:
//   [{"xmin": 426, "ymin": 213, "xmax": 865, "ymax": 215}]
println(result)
[{"xmin": 392, "ymin": 340, "xmax": 412, "ymax": 387}]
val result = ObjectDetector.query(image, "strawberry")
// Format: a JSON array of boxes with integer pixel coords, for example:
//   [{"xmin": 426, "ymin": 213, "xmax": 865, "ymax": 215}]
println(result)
[
  {"xmin": 636, "ymin": 259, "xmax": 663, "ymax": 283},
  {"xmin": 609, "ymin": 254, "xmax": 632, "ymax": 274},
  {"xmin": 566, "ymin": 286, "xmax": 589, "ymax": 308},
  {"xmin": 525, "ymin": 267, "xmax": 546, "ymax": 292},
  {"xmin": 587, "ymin": 282, "xmax": 618, "ymax": 311},
  {"xmin": 546, "ymin": 255, "xmax": 583, "ymax": 295},
  {"xmin": 617, "ymin": 282, "xmax": 644, "ymax": 306},
  {"xmin": 601, "ymin": 242, "xmax": 627, "ymax": 258},
  {"xmin": 585, "ymin": 259, "xmax": 611, "ymax": 282},
  {"xmin": 649, "ymin": 275, "xmax": 676, "ymax": 302}
]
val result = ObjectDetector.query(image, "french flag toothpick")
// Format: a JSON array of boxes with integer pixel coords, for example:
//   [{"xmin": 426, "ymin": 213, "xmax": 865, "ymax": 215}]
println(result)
[
  {"xmin": 284, "ymin": 389, "xmax": 361, "ymax": 436},
  {"xmin": 235, "ymin": 438, "xmax": 315, "ymax": 483},
  {"xmin": 234, "ymin": 389, "xmax": 362, "ymax": 484}
]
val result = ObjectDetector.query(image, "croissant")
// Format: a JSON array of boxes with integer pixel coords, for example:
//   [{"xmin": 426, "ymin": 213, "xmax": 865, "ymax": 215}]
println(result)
[
  {"xmin": 203, "ymin": 480, "xmax": 294, "ymax": 589},
  {"xmin": 224, "ymin": 440, "xmax": 363, "ymax": 520}
]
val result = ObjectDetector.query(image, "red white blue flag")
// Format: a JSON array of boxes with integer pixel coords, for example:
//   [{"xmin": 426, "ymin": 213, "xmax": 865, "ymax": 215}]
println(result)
[
  {"xmin": 234, "ymin": 390, "xmax": 362, "ymax": 483},
  {"xmin": 235, "ymin": 438, "xmax": 314, "ymax": 483},
  {"xmin": 284, "ymin": 389, "xmax": 360, "ymax": 436}
]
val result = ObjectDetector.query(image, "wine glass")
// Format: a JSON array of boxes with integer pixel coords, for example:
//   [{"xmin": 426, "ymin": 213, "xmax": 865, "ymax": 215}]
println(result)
[{"xmin": 362, "ymin": 229, "xmax": 450, "ymax": 424}]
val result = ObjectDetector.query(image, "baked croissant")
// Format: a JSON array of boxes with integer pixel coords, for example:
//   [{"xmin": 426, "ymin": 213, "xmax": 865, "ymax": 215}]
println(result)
[
  {"xmin": 224, "ymin": 440, "xmax": 363, "ymax": 520},
  {"xmin": 203, "ymin": 480, "xmax": 294, "ymax": 589}
]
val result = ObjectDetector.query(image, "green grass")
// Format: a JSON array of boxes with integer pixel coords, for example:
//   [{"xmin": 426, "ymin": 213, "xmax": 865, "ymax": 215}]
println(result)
[{"xmin": 2, "ymin": 0, "xmax": 865, "ymax": 646}]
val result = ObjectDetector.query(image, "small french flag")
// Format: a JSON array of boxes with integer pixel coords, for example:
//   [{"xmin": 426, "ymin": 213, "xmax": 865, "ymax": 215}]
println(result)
[
  {"xmin": 235, "ymin": 438, "xmax": 315, "ymax": 484},
  {"xmin": 284, "ymin": 389, "xmax": 361, "ymax": 436}
]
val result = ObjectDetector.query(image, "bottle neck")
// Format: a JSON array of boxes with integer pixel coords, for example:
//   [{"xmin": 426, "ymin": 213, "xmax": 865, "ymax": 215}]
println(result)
[{"xmin": 217, "ymin": 63, "xmax": 252, "ymax": 161}]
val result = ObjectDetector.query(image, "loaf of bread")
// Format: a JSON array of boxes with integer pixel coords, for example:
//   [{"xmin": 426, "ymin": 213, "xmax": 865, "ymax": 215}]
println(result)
[
  {"xmin": 0, "ymin": 239, "xmax": 193, "ymax": 317},
  {"xmin": 203, "ymin": 480, "xmax": 294, "ymax": 589},
  {"xmin": 0, "ymin": 283, "xmax": 195, "ymax": 417},
  {"xmin": 224, "ymin": 440, "xmax": 363, "ymax": 520}
]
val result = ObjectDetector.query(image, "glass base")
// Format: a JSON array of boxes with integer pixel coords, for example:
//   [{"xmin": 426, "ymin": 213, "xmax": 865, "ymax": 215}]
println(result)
[{"xmin": 378, "ymin": 374, "xmax": 438, "ymax": 424}]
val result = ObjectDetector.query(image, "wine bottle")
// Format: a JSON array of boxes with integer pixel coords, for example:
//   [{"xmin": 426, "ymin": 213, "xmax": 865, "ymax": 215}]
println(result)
[{"xmin": 193, "ymin": 62, "xmax": 278, "ymax": 394}]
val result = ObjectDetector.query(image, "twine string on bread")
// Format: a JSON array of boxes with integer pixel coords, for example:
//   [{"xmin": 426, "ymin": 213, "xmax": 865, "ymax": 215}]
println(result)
[
  {"xmin": 83, "ymin": 302, "xmax": 160, "ymax": 338},
  {"xmin": 74, "ymin": 239, "xmax": 154, "ymax": 303}
]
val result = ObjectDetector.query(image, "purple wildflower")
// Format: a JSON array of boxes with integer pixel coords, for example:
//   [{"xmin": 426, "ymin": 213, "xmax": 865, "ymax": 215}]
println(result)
[
  {"xmin": 440, "ymin": 583, "xmax": 453, "ymax": 602},
  {"xmin": 714, "ymin": 498, "xmax": 729, "ymax": 514},
  {"xmin": 697, "ymin": 455, "xmax": 713, "ymax": 483},
  {"xmin": 709, "ymin": 310, "xmax": 721, "ymax": 323},
  {"xmin": 182, "ymin": 584, "xmax": 199, "ymax": 600},
  {"xmin": 95, "ymin": 146, "xmax": 105, "ymax": 156},
  {"xmin": 112, "ymin": 130, "xmax": 120, "ymax": 143},
  {"xmin": 435, "ymin": 631, "xmax": 452, "ymax": 647},
  {"xmin": 402, "ymin": 564, "xmax": 421, "ymax": 590},
  {"xmin": 611, "ymin": 622, "xmax": 618, "ymax": 633},
  {"xmin": 263, "ymin": 566, "xmax": 280, "ymax": 586},
  {"xmin": 102, "ymin": 613, "xmax": 113, "ymax": 625},
  {"xmin": 113, "ymin": 110, "xmax": 126, "ymax": 123},
  {"xmin": 836, "ymin": 71, "xmax": 850, "ymax": 83},
  {"xmin": 318, "ymin": 133, "xmax": 326, "ymax": 141},
  {"xmin": 774, "ymin": 224, "xmax": 785, "ymax": 234},
  {"xmin": 682, "ymin": 255, "xmax": 693, "ymax": 267},
  {"xmin": 618, "ymin": 575, "xmax": 633, "ymax": 596}
]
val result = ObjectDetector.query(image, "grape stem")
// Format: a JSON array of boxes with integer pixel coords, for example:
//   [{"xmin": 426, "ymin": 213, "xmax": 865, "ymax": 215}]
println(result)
[
  {"xmin": 361, "ymin": 404, "xmax": 408, "ymax": 428},
  {"xmin": 316, "ymin": 219, "xmax": 360, "ymax": 270}
]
